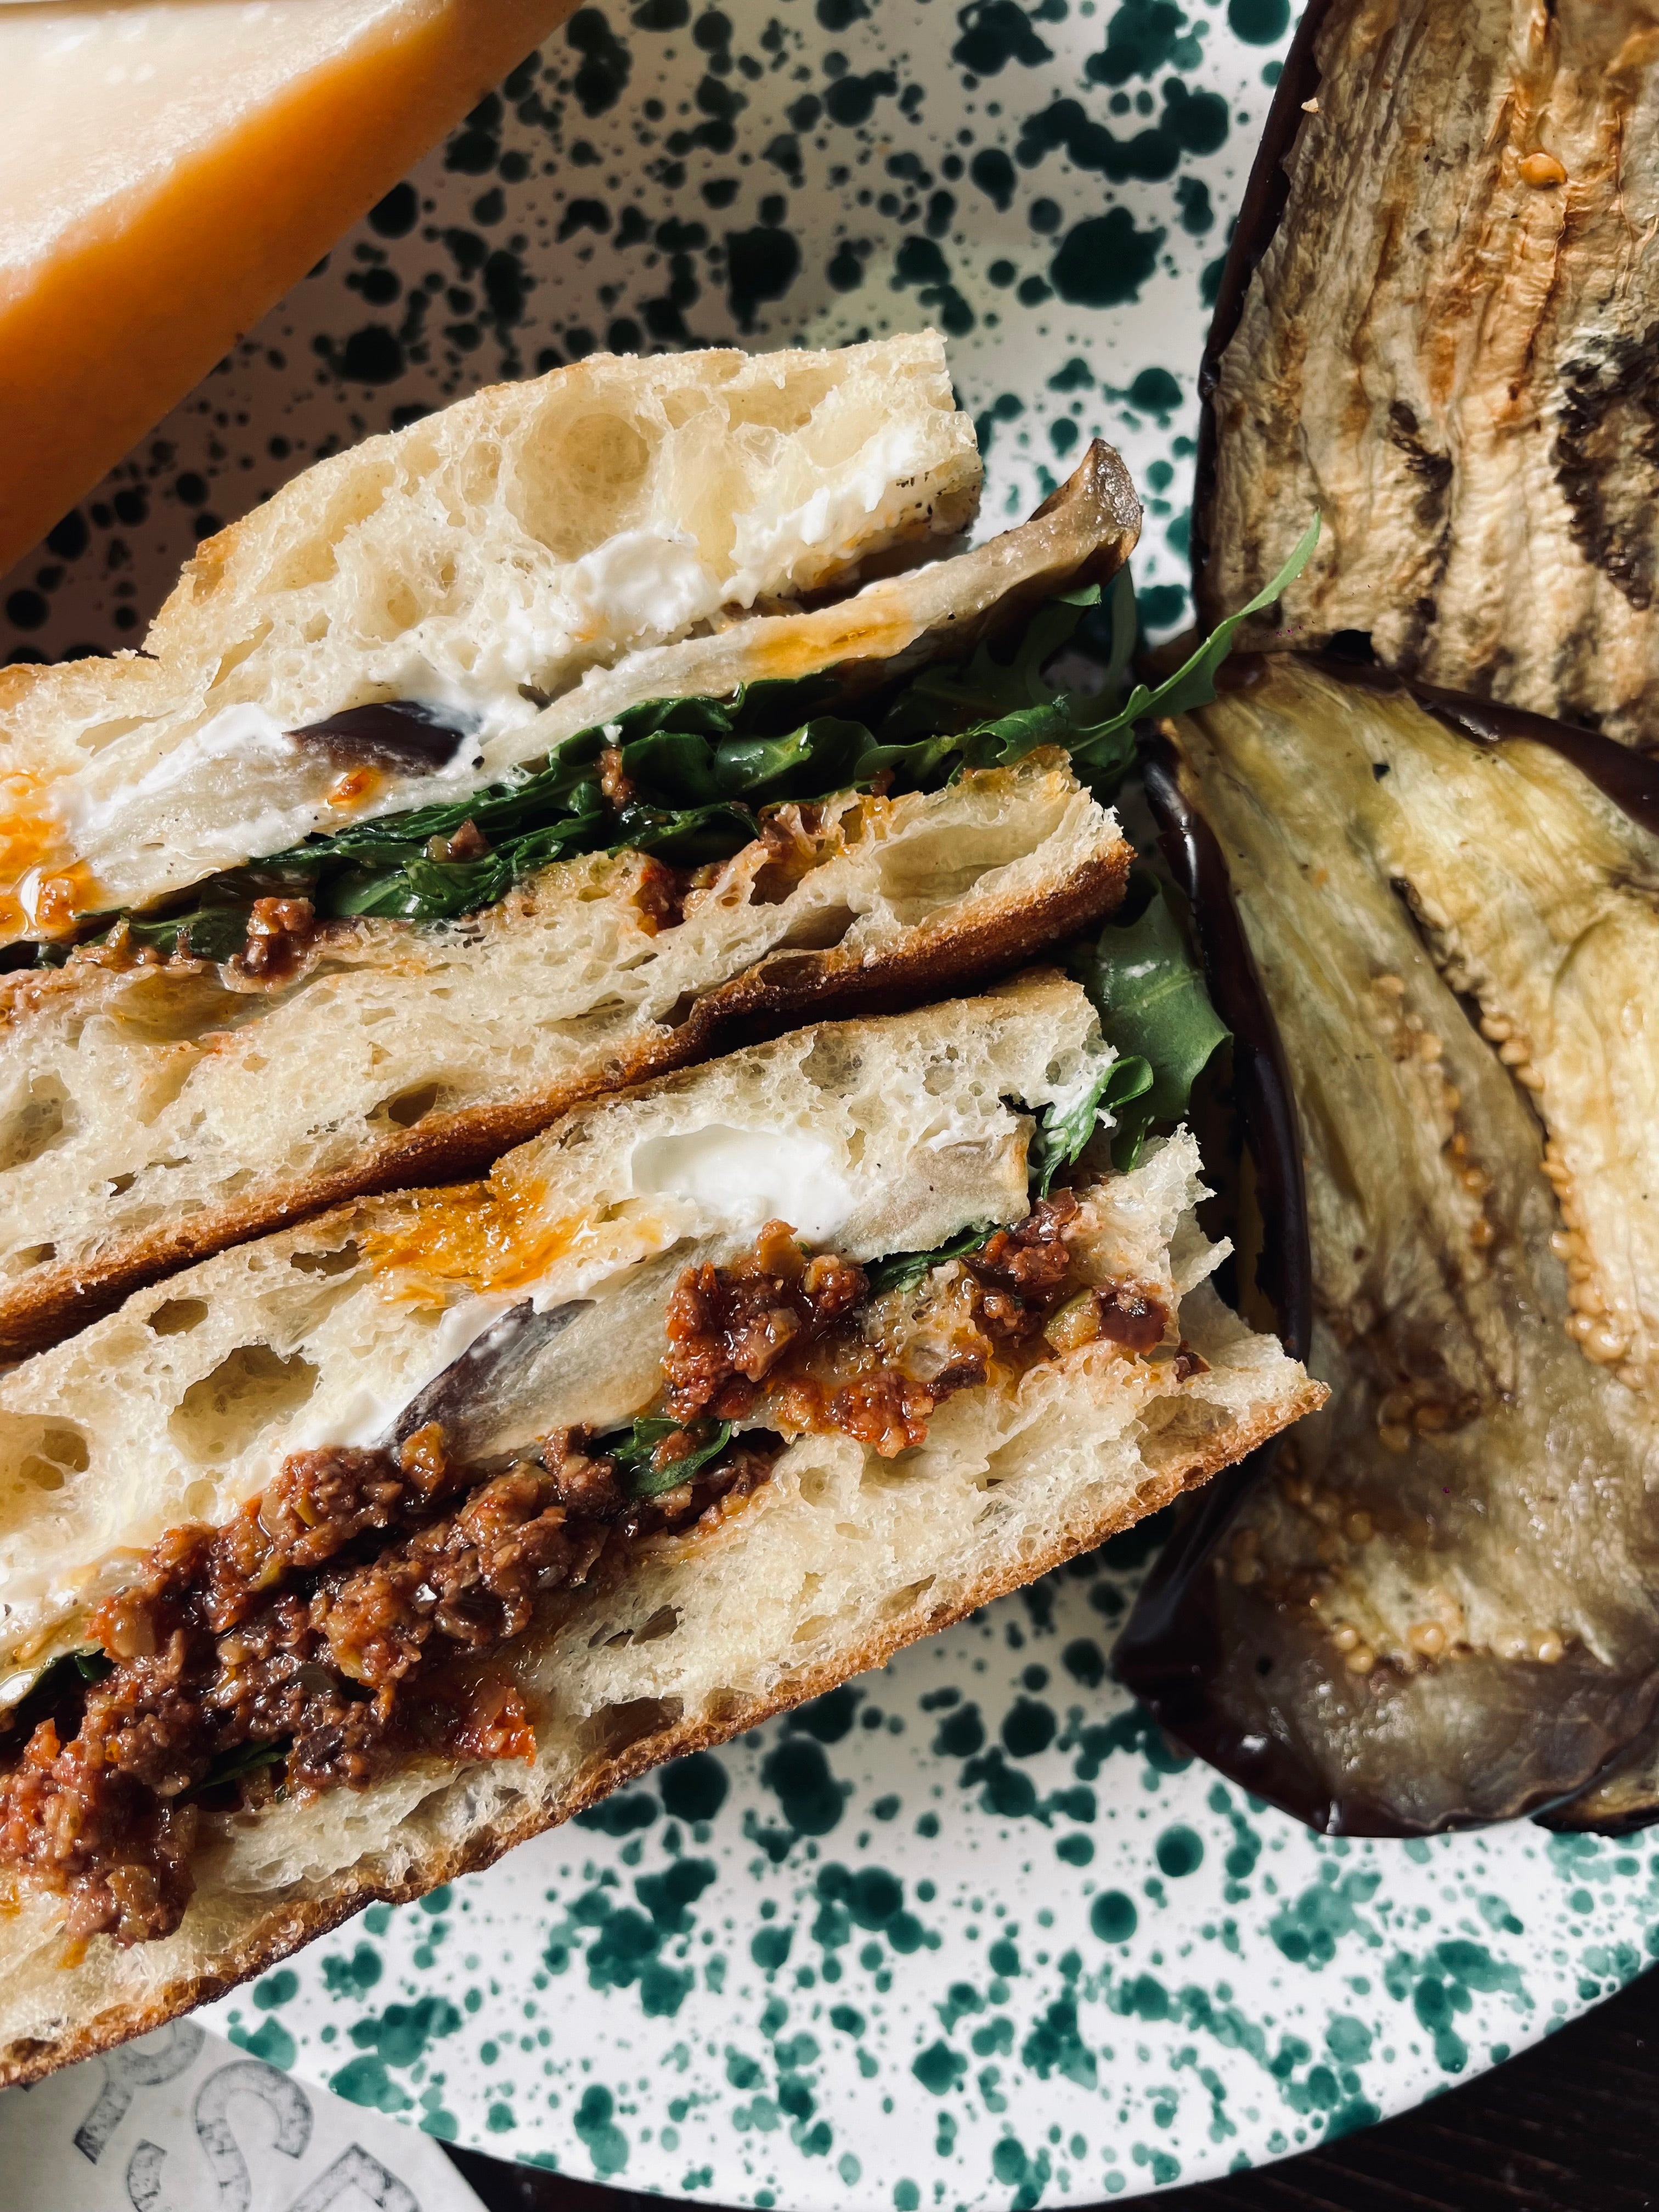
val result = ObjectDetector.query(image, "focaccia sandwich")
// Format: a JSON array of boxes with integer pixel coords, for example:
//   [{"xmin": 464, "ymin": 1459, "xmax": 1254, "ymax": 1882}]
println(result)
[
  {"xmin": 0, "ymin": 970, "xmax": 1321, "ymax": 2080},
  {"xmin": 0, "ymin": 336, "xmax": 1147, "ymax": 1353}
]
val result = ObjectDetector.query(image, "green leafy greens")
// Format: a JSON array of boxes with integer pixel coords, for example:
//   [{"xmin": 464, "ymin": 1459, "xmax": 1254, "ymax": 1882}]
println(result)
[
  {"xmin": 865, "ymin": 1221, "xmax": 999, "ymax": 1301},
  {"xmin": 847, "ymin": 876, "xmax": 1233, "ymax": 1286},
  {"xmin": 1029, "ymin": 1056, "xmax": 1157, "ymax": 1195},
  {"xmin": 861, "ymin": 857, "xmax": 1232, "ymax": 1268},
  {"xmin": 1079, "ymin": 511, "xmax": 1322, "ymax": 747},
  {"xmin": 1068, "ymin": 874, "xmax": 1230, "ymax": 1169},
  {"xmin": 61, "ymin": 516, "xmax": 1319, "ymax": 958},
  {"xmin": 1, "ymin": 1646, "xmax": 115, "ymax": 1740},
  {"xmin": 603, "ymin": 1417, "xmax": 736, "ymax": 1501},
  {"xmin": 189, "ymin": 1737, "xmax": 290, "ymax": 1799}
]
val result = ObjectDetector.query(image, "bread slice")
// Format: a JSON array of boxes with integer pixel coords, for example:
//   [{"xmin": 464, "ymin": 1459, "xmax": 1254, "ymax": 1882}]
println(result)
[
  {"xmin": 0, "ymin": 973, "xmax": 1320, "ymax": 2081},
  {"xmin": 0, "ymin": 756, "xmax": 1127, "ymax": 1356},
  {"xmin": 0, "ymin": 335, "xmax": 981, "ymax": 941},
  {"xmin": 0, "ymin": 441, "xmax": 1142, "ymax": 1355}
]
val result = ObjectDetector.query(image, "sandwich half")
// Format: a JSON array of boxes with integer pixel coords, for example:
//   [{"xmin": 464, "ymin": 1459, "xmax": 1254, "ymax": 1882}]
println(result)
[
  {"xmin": 0, "ymin": 971, "xmax": 1319, "ymax": 2081},
  {"xmin": 0, "ymin": 350, "xmax": 1144, "ymax": 1353},
  {"xmin": 0, "ymin": 333, "xmax": 984, "ymax": 936}
]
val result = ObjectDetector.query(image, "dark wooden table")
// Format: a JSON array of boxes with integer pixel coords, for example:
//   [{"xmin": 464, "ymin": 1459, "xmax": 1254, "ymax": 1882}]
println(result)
[{"xmin": 442, "ymin": 1962, "xmax": 1659, "ymax": 2210}]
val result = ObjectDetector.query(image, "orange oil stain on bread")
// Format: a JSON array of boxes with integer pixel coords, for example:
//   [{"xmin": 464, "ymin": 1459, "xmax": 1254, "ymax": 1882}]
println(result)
[
  {"xmin": 0, "ymin": 775, "xmax": 103, "ymax": 940},
  {"xmin": 365, "ymin": 1178, "xmax": 671, "ymax": 1298}
]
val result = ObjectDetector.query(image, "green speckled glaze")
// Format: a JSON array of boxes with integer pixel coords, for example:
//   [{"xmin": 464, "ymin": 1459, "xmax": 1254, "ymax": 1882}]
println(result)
[{"xmin": 9, "ymin": 3, "xmax": 1647, "ymax": 2202}]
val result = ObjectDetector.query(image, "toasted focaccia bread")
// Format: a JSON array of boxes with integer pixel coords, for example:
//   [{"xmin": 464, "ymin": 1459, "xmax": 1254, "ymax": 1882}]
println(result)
[
  {"xmin": 0, "ymin": 755, "xmax": 1127, "ymax": 1355},
  {"xmin": 0, "ymin": 334, "xmax": 983, "ymax": 943},
  {"xmin": 0, "ymin": 436, "xmax": 1142, "ymax": 1353},
  {"xmin": 0, "ymin": 974, "xmax": 1320, "ymax": 2081}
]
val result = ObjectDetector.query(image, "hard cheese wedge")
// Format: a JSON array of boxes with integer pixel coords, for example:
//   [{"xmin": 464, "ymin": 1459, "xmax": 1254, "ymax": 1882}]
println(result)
[{"xmin": 0, "ymin": 0, "xmax": 574, "ymax": 577}]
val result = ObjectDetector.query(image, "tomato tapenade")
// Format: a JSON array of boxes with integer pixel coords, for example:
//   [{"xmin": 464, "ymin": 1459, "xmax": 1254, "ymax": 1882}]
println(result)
[{"xmin": 0, "ymin": 1194, "xmax": 1171, "ymax": 1951}]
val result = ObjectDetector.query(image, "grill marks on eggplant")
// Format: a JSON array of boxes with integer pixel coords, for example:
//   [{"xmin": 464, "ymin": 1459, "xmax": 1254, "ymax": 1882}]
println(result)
[
  {"xmin": 1554, "ymin": 329, "xmax": 1659, "ymax": 620},
  {"xmin": 1116, "ymin": 659, "xmax": 1659, "ymax": 1834},
  {"xmin": 1196, "ymin": 0, "xmax": 1659, "ymax": 743}
]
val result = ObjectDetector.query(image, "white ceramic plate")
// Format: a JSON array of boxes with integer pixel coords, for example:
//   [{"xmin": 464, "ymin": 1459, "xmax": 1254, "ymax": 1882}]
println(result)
[{"xmin": 5, "ymin": 4, "xmax": 1650, "ymax": 2203}]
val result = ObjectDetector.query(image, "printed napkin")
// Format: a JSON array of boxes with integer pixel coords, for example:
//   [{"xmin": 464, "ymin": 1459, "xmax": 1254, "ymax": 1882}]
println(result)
[{"xmin": 0, "ymin": 2022, "xmax": 487, "ymax": 2212}]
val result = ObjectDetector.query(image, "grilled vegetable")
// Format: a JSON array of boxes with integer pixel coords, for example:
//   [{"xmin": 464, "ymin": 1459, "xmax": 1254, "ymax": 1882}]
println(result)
[
  {"xmin": 1116, "ymin": 654, "xmax": 1659, "ymax": 1834},
  {"xmin": 1194, "ymin": 0, "xmax": 1659, "ymax": 743}
]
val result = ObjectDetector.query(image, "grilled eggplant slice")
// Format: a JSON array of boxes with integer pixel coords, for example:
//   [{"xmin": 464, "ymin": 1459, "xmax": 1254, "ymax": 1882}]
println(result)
[
  {"xmin": 1194, "ymin": 0, "xmax": 1659, "ymax": 744},
  {"xmin": 1116, "ymin": 655, "xmax": 1659, "ymax": 1833},
  {"xmin": 1545, "ymin": 1725, "xmax": 1659, "ymax": 1833}
]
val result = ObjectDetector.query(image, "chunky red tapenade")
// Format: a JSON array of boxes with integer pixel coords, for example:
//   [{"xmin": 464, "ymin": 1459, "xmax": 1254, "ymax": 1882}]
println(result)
[
  {"xmin": 0, "ymin": 1192, "xmax": 1171, "ymax": 1951},
  {"xmin": 665, "ymin": 1196, "xmax": 1170, "ymax": 1456},
  {"xmin": 0, "ymin": 1421, "xmax": 777, "ymax": 1950}
]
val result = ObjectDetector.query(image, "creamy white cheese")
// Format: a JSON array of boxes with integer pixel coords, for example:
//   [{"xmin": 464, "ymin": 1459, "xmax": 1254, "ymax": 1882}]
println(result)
[
  {"xmin": 60, "ymin": 700, "xmax": 300, "ymax": 849},
  {"xmin": 627, "ymin": 1124, "xmax": 859, "ymax": 1242},
  {"xmin": 728, "ymin": 422, "xmax": 931, "ymax": 602},
  {"xmin": 566, "ymin": 529, "xmax": 720, "ymax": 642},
  {"xmin": 300, "ymin": 1289, "xmax": 522, "ymax": 1452}
]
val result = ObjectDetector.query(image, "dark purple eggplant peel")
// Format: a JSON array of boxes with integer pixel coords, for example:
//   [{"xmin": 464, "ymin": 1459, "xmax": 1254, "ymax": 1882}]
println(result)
[
  {"xmin": 1193, "ymin": 0, "xmax": 1659, "ymax": 746},
  {"xmin": 1115, "ymin": 653, "xmax": 1659, "ymax": 1835}
]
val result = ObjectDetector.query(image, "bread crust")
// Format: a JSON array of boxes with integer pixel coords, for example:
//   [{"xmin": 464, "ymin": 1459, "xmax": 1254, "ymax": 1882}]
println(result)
[
  {"xmin": 0, "ymin": 836, "xmax": 1128, "ymax": 1356},
  {"xmin": 0, "ymin": 1365, "xmax": 1318, "ymax": 2088}
]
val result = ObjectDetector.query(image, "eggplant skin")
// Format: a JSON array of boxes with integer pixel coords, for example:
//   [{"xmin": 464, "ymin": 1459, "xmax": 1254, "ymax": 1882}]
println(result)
[
  {"xmin": 1197, "ymin": 0, "xmax": 1659, "ymax": 746},
  {"xmin": 1116, "ymin": 656, "xmax": 1659, "ymax": 1834},
  {"xmin": 1543, "ymin": 1724, "xmax": 1659, "ymax": 1835}
]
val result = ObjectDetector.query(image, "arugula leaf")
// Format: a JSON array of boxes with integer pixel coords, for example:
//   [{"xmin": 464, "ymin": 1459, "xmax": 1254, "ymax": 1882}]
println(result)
[
  {"xmin": 617, "ymin": 800, "xmax": 761, "ymax": 867},
  {"xmin": 189, "ymin": 1737, "xmax": 290, "ymax": 1799},
  {"xmin": 879, "ymin": 583, "xmax": 1103, "ymax": 738},
  {"xmin": 1, "ymin": 1646, "xmax": 114, "ymax": 1737},
  {"xmin": 1029, "ymin": 1064, "xmax": 1113, "ymax": 1198},
  {"xmin": 65, "ymin": 521, "xmax": 1316, "ymax": 952},
  {"xmin": 605, "ymin": 1418, "xmax": 735, "ymax": 1500},
  {"xmin": 1099, "ymin": 564, "xmax": 1140, "ymax": 702},
  {"xmin": 32, "ymin": 1646, "xmax": 112, "ymax": 1696},
  {"xmin": 114, "ymin": 906, "xmax": 258, "ymax": 962},
  {"xmin": 1068, "ymin": 876, "xmax": 1230, "ymax": 1167},
  {"xmin": 711, "ymin": 718, "xmax": 872, "ymax": 803},
  {"xmin": 1028, "ymin": 1056, "xmax": 1157, "ymax": 1195},
  {"xmin": 864, "ymin": 1221, "xmax": 997, "ymax": 1300},
  {"xmin": 1065, "ymin": 514, "xmax": 1322, "ymax": 772},
  {"xmin": 1094, "ymin": 1056, "xmax": 1159, "ymax": 1172}
]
